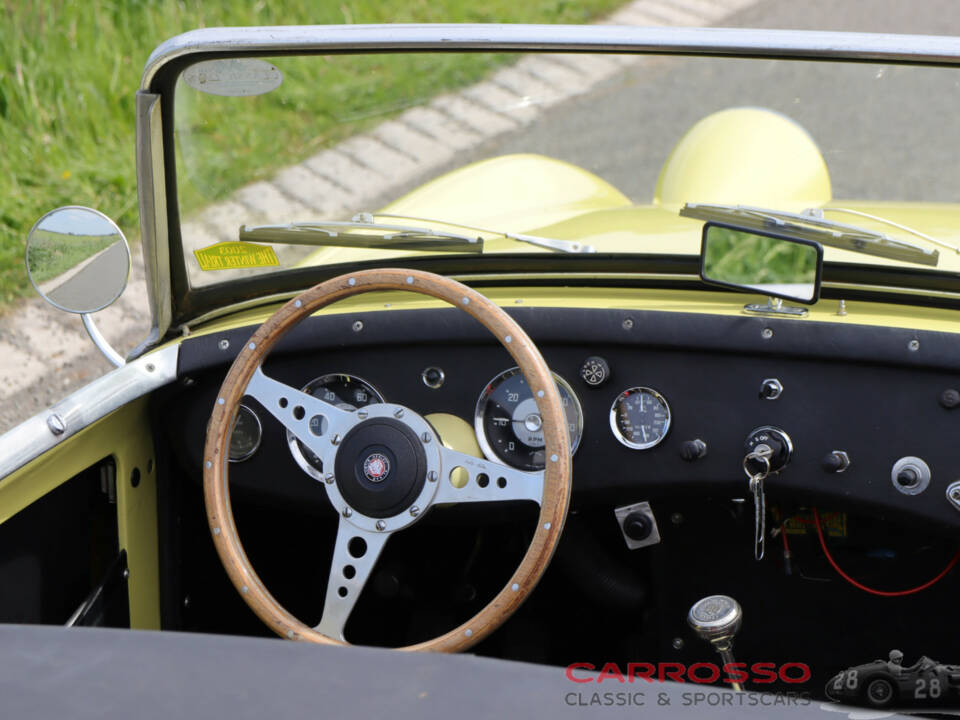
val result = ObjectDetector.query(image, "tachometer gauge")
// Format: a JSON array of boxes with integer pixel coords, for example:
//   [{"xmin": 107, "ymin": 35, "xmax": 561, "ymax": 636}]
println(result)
[
  {"xmin": 229, "ymin": 404, "xmax": 262, "ymax": 462},
  {"xmin": 287, "ymin": 374, "xmax": 384, "ymax": 479},
  {"xmin": 475, "ymin": 367, "xmax": 582, "ymax": 471},
  {"xmin": 610, "ymin": 387, "xmax": 671, "ymax": 450}
]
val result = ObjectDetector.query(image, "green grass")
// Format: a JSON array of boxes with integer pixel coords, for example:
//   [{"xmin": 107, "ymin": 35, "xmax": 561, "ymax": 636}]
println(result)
[
  {"xmin": 177, "ymin": 53, "xmax": 538, "ymax": 215},
  {"xmin": 703, "ymin": 227, "xmax": 818, "ymax": 285},
  {"xmin": 0, "ymin": 0, "xmax": 627, "ymax": 312}
]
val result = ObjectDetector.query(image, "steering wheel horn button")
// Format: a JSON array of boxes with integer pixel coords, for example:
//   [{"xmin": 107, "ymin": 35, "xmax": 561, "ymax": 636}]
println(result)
[
  {"xmin": 362, "ymin": 453, "xmax": 390, "ymax": 483},
  {"xmin": 335, "ymin": 417, "xmax": 427, "ymax": 518}
]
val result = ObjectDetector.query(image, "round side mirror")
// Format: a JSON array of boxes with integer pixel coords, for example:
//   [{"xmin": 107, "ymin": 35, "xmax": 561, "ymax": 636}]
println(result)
[{"xmin": 25, "ymin": 207, "xmax": 131, "ymax": 314}]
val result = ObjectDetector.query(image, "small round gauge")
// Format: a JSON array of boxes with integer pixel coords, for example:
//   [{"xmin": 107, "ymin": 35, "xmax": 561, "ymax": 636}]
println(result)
[
  {"xmin": 610, "ymin": 387, "xmax": 671, "ymax": 450},
  {"xmin": 287, "ymin": 374, "xmax": 385, "ymax": 479},
  {"xmin": 229, "ymin": 404, "xmax": 262, "ymax": 462},
  {"xmin": 475, "ymin": 367, "xmax": 583, "ymax": 471}
]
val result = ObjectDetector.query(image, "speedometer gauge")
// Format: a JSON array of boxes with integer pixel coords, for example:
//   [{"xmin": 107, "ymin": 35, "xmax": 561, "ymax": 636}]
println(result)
[
  {"xmin": 475, "ymin": 367, "xmax": 582, "ymax": 471},
  {"xmin": 610, "ymin": 387, "xmax": 671, "ymax": 450},
  {"xmin": 287, "ymin": 373, "xmax": 384, "ymax": 480}
]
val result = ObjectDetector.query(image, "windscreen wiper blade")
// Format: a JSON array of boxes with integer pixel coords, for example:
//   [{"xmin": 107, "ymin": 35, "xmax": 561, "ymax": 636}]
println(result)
[
  {"xmin": 239, "ymin": 221, "xmax": 484, "ymax": 253},
  {"xmin": 372, "ymin": 213, "xmax": 596, "ymax": 254},
  {"xmin": 680, "ymin": 203, "xmax": 939, "ymax": 268}
]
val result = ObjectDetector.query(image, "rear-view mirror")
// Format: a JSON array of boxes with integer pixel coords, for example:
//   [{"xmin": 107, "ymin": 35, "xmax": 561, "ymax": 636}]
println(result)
[{"xmin": 700, "ymin": 222, "xmax": 822, "ymax": 304}]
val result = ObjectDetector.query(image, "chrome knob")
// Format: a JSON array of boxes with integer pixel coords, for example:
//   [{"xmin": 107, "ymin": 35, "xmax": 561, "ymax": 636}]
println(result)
[
  {"xmin": 688, "ymin": 594, "xmax": 742, "ymax": 646},
  {"xmin": 688, "ymin": 595, "xmax": 744, "ymax": 691}
]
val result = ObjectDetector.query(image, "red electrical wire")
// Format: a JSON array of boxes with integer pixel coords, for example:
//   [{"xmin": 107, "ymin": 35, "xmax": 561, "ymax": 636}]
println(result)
[{"xmin": 812, "ymin": 507, "xmax": 960, "ymax": 597}]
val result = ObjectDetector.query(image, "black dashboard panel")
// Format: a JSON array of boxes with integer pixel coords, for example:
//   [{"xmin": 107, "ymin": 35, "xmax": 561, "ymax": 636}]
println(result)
[{"xmin": 167, "ymin": 306, "xmax": 960, "ymax": 532}]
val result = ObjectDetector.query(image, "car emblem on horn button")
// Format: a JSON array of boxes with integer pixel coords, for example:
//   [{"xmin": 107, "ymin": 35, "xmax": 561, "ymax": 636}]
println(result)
[{"xmin": 363, "ymin": 453, "xmax": 390, "ymax": 482}]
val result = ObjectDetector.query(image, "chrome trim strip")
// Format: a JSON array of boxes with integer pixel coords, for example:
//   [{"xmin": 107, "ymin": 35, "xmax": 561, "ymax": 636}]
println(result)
[
  {"xmin": 454, "ymin": 272, "xmax": 696, "ymax": 283},
  {"xmin": 141, "ymin": 25, "xmax": 960, "ymax": 91},
  {"xmin": 0, "ymin": 344, "xmax": 179, "ymax": 480},
  {"xmin": 821, "ymin": 281, "xmax": 960, "ymax": 300},
  {"xmin": 133, "ymin": 91, "xmax": 172, "ymax": 355}
]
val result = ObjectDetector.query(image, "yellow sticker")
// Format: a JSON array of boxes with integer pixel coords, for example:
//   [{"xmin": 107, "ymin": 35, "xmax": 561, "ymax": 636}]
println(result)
[{"xmin": 194, "ymin": 241, "xmax": 280, "ymax": 271}]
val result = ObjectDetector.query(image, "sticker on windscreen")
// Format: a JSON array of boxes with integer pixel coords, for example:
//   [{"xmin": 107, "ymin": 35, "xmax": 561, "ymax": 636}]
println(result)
[
  {"xmin": 194, "ymin": 241, "xmax": 280, "ymax": 271},
  {"xmin": 183, "ymin": 59, "xmax": 282, "ymax": 97}
]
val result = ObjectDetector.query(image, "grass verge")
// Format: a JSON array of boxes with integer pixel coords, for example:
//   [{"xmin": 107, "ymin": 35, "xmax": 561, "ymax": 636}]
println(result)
[{"xmin": 0, "ymin": 0, "xmax": 627, "ymax": 311}]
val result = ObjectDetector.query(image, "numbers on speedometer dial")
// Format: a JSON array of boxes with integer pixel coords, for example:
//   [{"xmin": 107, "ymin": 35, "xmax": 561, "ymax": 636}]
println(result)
[
  {"xmin": 610, "ymin": 387, "xmax": 671, "ymax": 450},
  {"xmin": 475, "ymin": 367, "xmax": 583, "ymax": 471},
  {"xmin": 286, "ymin": 374, "xmax": 384, "ymax": 480}
]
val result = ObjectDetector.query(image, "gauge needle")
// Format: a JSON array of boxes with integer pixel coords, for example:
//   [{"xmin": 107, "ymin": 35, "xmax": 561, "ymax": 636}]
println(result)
[{"xmin": 641, "ymin": 425, "xmax": 648, "ymax": 442}]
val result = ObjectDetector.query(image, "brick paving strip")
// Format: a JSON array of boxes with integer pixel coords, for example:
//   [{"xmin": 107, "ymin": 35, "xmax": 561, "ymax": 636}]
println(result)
[{"xmin": 0, "ymin": 0, "xmax": 759, "ymax": 433}]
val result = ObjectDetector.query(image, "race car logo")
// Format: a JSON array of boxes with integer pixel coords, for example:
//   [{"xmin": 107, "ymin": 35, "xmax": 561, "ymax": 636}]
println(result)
[
  {"xmin": 825, "ymin": 650, "xmax": 960, "ymax": 712},
  {"xmin": 362, "ymin": 453, "xmax": 390, "ymax": 483}
]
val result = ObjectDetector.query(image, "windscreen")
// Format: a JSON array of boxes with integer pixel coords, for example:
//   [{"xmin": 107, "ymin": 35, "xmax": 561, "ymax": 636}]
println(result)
[{"xmin": 173, "ymin": 51, "xmax": 960, "ymax": 290}]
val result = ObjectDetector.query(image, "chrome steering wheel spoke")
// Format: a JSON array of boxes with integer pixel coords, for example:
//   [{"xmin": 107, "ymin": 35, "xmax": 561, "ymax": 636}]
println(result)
[
  {"xmin": 244, "ymin": 366, "xmax": 359, "ymax": 468},
  {"xmin": 434, "ymin": 446, "xmax": 544, "ymax": 506},
  {"xmin": 314, "ymin": 518, "xmax": 390, "ymax": 641}
]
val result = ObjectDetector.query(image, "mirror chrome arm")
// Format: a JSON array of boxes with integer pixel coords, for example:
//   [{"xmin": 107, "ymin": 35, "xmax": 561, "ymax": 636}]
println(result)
[{"xmin": 81, "ymin": 313, "xmax": 126, "ymax": 367}]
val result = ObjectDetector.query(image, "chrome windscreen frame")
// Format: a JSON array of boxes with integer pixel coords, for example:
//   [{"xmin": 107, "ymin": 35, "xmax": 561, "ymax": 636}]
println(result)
[{"xmin": 134, "ymin": 24, "xmax": 960, "ymax": 347}]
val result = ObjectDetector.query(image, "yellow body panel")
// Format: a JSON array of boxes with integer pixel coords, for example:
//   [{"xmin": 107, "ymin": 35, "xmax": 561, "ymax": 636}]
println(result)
[
  {"xmin": 425, "ymin": 413, "xmax": 483, "ymax": 458},
  {"xmin": 653, "ymin": 107, "xmax": 833, "ymax": 211},
  {"xmin": 283, "ymin": 145, "xmax": 960, "ymax": 273},
  {"xmin": 0, "ymin": 398, "xmax": 160, "ymax": 630},
  {"xmin": 296, "ymin": 154, "xmax": 632, "ymax": 268}
]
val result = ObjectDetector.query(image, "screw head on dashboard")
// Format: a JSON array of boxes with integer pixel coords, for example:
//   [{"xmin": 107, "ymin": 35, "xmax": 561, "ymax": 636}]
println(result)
[{"xmin": 940, "ymin": 389, "xmax": 960, "ymax": 409}]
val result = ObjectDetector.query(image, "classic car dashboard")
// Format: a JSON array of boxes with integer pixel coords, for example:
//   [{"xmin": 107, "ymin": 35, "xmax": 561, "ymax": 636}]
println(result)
[
  {"xmin": 167, "ymin": 305, "xmax": 960, "ymax": 532},
  {"xmin": 153, "ymin": 303, "xmax": 960, "ymax": 687}
]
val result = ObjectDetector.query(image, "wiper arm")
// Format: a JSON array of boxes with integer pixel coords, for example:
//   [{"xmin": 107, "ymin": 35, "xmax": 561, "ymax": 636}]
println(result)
[
  {"xmin": 680, "ymin": 203, "xmax": 939, "ymax": 268},
  {"xmin": 239, "ymin": 221, "xmax": 484, "ymax": 253},
  {"xmin": 373, "ymin": 213, "xmax": 596, "ymax": 254}
]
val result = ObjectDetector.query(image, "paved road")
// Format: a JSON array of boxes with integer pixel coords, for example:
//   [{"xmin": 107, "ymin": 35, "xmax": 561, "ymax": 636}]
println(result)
[
  {"xmin": 46, "ymin": 242, "xmax": 129, "ymax": 312},
  {"xmin": 2, "ymin": 0, "xmax": 959, "ymax": 434},
  {"xmin": 470, "ymin": 0, "xmax": 960, "ymax": 205}
]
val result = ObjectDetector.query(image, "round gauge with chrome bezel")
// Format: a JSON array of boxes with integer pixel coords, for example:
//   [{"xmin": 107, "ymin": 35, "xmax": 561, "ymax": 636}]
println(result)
[
  {"xmin": 475, "ymin": 367, "xmax": 583, "ymax": 471},
  {"xmin": 610, "ymin": 387, "xmax": 671, "ymax": 450},
  {"xmin": 229, "ymin": 404, "xmax": 262, "ymax": 462},
  {"xmin": 287, "ymin": 373, "xmax": 385, "ymax": 479}
]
